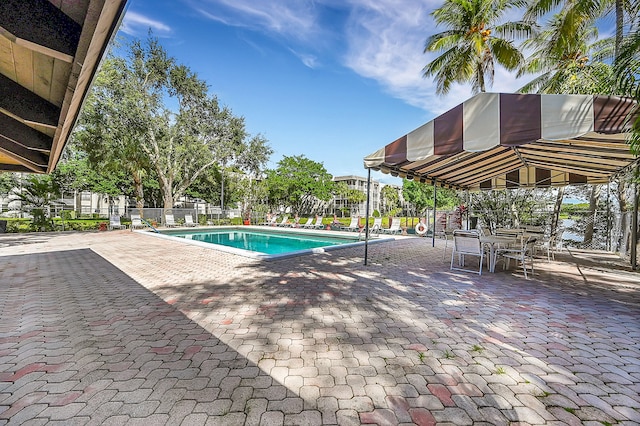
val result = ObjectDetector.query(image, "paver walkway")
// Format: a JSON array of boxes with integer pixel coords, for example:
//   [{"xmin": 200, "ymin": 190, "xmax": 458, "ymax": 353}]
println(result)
[{"xmin": 0, "ymin": 230, "xmax": 639, "ymax": 425}]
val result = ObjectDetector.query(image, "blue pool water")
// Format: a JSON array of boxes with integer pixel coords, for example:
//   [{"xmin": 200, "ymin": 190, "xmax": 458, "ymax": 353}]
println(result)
[{"xmin": 157, "ymin": 227, "xmax": 371, "ymax": 259}]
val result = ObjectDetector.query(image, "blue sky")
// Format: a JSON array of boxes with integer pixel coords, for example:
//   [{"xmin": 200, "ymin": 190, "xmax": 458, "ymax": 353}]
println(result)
[{"xmin": 118, "ymin": 0, "xmax": 611, "ymax": 186}]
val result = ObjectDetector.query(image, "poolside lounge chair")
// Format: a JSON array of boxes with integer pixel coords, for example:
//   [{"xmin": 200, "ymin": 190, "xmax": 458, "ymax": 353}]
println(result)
[
  {"xmin": 303, "ymin": 216, "xmax": 324, "ymax": 229},
  {"xmin": 109, "ymin": 215, "xmax": 127, "ymax": 230},
  {"xmin": 276, "ymin": 215, "xmax": 289, "ymax": 227},
  {"xmin": 260, "ymin": 215, "xmax": 278, "ymax": 226},
  {"xmin": 165, "ymin": 214, "xmax": 178, "ymax": 227},
  {"xmin": 360, "ymin": 217, "xmax": 382, "ymax": 239},
  {"xmin": 299, "ymin": 217, "xmax": 314, "ymax": 228},
  {"xmin": 184, "ymin": 214, "xmax": 198, "ymax": 227},
  {"xmin": 286, "ymin": 216, "xmax": 301, "ymax": 227},
  {"xmin": 130, "ymin": 214, "xmax": 145, "ymax": 230},
  {"xmin": 381, "ymin": 218, "xmax": 402, "ymax": 234},
  {"xmin": 341, "ymin": 216, "xmax": 360, "ymax": 232}
]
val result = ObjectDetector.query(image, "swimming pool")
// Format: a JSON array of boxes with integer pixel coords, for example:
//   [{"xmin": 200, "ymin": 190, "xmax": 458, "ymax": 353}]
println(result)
[{"xmin": 144, "ymin": 226, "xmax": 392, "ymax": 260}]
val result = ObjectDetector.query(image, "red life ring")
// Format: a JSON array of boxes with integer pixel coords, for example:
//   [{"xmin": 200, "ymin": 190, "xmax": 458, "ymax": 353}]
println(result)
[{"xmin": 415, "ymin": 222, "xmax": 427, "ymax": 235}]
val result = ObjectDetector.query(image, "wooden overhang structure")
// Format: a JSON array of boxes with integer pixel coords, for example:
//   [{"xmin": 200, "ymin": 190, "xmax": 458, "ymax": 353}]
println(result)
[
  {"xmin": 364, "ymin": 93, "xmax": 638, "ymax": 190},
  {"xmin": 0, "ymin": 0, "xmax": 129, "ymax": 174}
]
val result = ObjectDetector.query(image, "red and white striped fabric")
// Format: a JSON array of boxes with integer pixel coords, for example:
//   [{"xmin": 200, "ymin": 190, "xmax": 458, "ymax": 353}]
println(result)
[{"xmin": 364, "ymin": 93, "xmax": 637, "ymax": 190}]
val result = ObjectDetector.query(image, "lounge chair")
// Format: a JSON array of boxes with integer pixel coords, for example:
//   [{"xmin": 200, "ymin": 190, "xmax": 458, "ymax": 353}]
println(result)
[
  {"xmin": 109, "ymin": 215, "xmax": 127, "ymax": 230},
  {"xmin": 275, "ymin": 215, "xmax": 289, "ymax": 227},
  {"xmin": 303, "ymin": 216, "xmax": 324, "ymax": 229},
  {"xmin": 165, "ymin": 214, "xmax": 178, "ymax": 227},
  {"xmin": 286, "ymin": 216, "xmax": 301, "ymax": 227},
  {"xmin": 359, "ymin": 217, "xmax": 382, "ymax": 239},
  {"xmin": 381, "ymin": 218, "xmax": 402, "ymax": 234},
  {"xmin": 341, "ymin": 216, "xmax": 360, "ymax": 232},
  {"xmin": 184, "ymin": 214, "xmax": 198, "ymax": 227},
  {"xmin": 260, "ymin": 215, "xmax": 278, "ymax": 226},
  {"xmin": 299, "ymin": 217, "xmax": 314, "ymax": 228},
  {"xmin": 130, "ymin": 214, "xmax": 145, "ymax": 230}
]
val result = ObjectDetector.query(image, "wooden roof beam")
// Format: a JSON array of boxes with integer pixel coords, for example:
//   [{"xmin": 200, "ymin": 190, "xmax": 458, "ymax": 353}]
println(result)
[
  {"xmin": 0, "ymin": 0, "xmax": 81, "ymax": 62},
  {"xmin": 0, "ymin": 136, "xmax": 49, "ymax": 172},
  {"xmin": 0, "ymin": 114, "xmax": 52, "ymax": 152},
  {"xmin": 0, "ymin": 74, "xmax": 60, "ymax": 127},
  {"xmin": 0, "ymin": 163, "xmax": 37, "ymax": 173}
]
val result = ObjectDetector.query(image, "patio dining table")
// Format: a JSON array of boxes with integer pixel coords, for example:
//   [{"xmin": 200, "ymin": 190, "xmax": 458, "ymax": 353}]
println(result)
[{"xmin": 480, "ymin": 235, "xmax": 518, "ymax": 272}]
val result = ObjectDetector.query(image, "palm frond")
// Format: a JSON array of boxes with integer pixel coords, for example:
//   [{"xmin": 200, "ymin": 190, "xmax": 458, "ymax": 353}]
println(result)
[{"xmin": 490, "ymin": 38, "xmax": 525, "ymax": 70}]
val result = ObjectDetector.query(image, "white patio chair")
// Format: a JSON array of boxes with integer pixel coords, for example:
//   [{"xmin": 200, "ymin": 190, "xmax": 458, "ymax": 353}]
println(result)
[
  {"xmin": 341, "ymin": 216, "xmax": 360, "ymax": 232},
  {"xmin": 450, "ymin": 230, "xmax": 484, "ymax": 275},
  {"xmin": 309, "ymin": 216, "xmax": 324, "ymax": 229},
  {"xmin": 299, "ymin": 217, "xmax": 314, "ymax": 228},
  {"xmin": 275, "ymin": 215, "xmax": 289, "ymax": 227},
  {"xmin": 109, "ymin": 215, "xmax": 127, "ymax": 230},
  {"xmin": 165, "ymin": 214, "xmax": 178, "ymax": 227},
  {"xmin": 381, "ymin": 218, "xmax": 402, "ymax": 234},
  {"xmin": 130, "ymin": 214, "xmax": 145, "ymax": 230},
  {"xmin": 184, "ymin": 214, "xmax": 198, "ymax": 227},
  {"xmin": 496, "ymin": 235, "xmax": 537, "ymax": 279}
]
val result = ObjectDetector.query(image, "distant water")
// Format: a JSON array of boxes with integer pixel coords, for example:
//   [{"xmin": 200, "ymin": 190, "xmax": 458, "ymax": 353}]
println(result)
[{"xmin": 561, "ymin": 219, "xmax": 582, "ymax": 242}]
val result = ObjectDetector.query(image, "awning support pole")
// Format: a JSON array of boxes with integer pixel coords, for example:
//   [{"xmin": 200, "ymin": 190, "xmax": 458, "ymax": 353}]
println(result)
[
  {"xmin": 632, "ymin": 166, "xmax": 638, "ymax": 270},
  {"xmin": 364, "ymin": 168, "xmax": 371, "ymax": 266},
  {"xmin": 432, "ymin": 178, "xmax": 437, "ymax": 248},
  {"xmin": 606, "ymin": 180, "xmax": 610, "ymax": 252}
]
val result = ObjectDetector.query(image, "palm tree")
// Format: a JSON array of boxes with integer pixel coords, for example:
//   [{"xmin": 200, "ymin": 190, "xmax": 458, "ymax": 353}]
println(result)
[
  {"xmin": 614, "ymin": 27, "xmax": 640, "ymax": 152},
  {"xmin": 525, "ymin": 0, "xmax": 639, "ymax": 60},
  {"xmin": 423, "ymin": 0, "xmax": 534, "ymax": 94},
  {"xmin": 517, "ymin": 11, "xmax": 618, "ymax": 94}
]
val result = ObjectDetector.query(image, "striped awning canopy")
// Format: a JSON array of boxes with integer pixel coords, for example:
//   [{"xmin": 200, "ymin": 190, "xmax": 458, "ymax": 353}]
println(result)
[{"xmin": 364, "ymin": 93, "xmax": 638, "ymax": 190}]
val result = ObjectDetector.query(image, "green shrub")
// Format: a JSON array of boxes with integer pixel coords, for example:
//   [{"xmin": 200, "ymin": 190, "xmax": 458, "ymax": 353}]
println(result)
[
  {"xmin": 60, "ymin": 210, "xmax": 76, "ymax": 220},
  {"xmin": 30, "ymin": 209, "xmax": 54, "ymax": 232}
]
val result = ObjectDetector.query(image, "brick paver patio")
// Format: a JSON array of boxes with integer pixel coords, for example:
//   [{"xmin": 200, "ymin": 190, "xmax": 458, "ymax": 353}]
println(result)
[{"xmin": 0, "ymin": 230, "xmax": 638, "ymax": 425}]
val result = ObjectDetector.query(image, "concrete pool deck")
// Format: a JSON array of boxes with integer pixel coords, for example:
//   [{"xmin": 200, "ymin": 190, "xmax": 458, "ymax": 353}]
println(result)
[{"xmin": 0, "ymin": 230, "xmax": 639, "ymax": 425}]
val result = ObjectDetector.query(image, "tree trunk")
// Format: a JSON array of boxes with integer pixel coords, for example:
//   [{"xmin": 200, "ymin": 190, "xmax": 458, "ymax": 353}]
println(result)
[
  {"xmin": 584, "ymin": 185, "xmax": 601, "ymax": 245},
  {"xmin": 551, "ymin": 187, "xmax": 564, "ymax": 234},
  {"xmin": 163, "ymin": 186, "xmax": 173, "ymax": 218},
  {"xmin": 615, "ymin": 0, "xmax": 623, "ymax": 59},
  {"xmin": 132, "ymin": 170, "xmax": 145, "ymax": 215}
]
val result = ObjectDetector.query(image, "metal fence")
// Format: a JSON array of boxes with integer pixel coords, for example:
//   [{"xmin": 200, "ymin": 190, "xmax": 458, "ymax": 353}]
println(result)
[{"xmin": 402, "ymin": 208, "xmax": 637, "ymax": 262}]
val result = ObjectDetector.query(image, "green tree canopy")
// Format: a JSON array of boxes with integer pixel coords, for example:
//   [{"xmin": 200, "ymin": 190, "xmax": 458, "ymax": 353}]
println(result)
[
  {"xmin": 402, "ymin": 180, "xmax": 460, "ymax": 215},
  {"xmin": 380, "ymin": 184, "xmax": 401, "ymax": 215},
  {"xmin": 265, "ymin": 155, "xmax": 335, "ymax": 215},
  {"xmin": 76, "ymin": 34, "xmax": 271, "ymax": 213},
  {"xmin": 0, "ymin": 172, "xmax": 15, "ymax": 197}
]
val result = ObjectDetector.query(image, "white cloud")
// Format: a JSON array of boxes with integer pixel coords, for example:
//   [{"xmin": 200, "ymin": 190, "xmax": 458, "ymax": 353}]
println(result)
[
  {"xmin": 188, "ymin": 0, "xmax": 319, "ymax": 40},
  {"xmin": 182, "ymin": 0, "xmax": 531, "ymax": 116},
  {"xmin": 340, "ymin": 0, "xmax": 530, "ymax": 116},
  {"xmin": 121, "ymin": 11, "xmax": 172, "ymax": 37}
]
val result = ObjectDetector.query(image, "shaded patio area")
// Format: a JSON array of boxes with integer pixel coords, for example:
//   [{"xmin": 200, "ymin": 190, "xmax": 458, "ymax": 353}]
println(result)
[{"xmin": 1, "ymin": 231, "xmax": 639, "ymax": 425}]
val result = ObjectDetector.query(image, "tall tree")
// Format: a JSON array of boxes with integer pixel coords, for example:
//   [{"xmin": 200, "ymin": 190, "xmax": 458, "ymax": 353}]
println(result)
[
  {"xmin": 402, "ymin": 180, "xmax": 459, "ymax": 215},
  {"xmin": 525, "ymin": 0, "xmax": 639, "ymax": 61},
  {"xmin": 517, "ymin": 10, "xmax": 619, "ymax": 94},
  {"xmin": 381, "ymin": 184, "xmax": 400, "ymax": 216},
  {"xmin": 265, "ymin": 155, "xmax": 335, "ymax": 215},
  {"xmin": 77, "ymin": 34, "xmax": 271, "ymax": 214},
  {"xmin": 614, "ymin": 26, "xmax": 640, "ymax": 152},
  {"xmin": 423, "ymin": 0, "xmax": 534, "ymax": 94}
]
